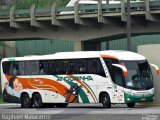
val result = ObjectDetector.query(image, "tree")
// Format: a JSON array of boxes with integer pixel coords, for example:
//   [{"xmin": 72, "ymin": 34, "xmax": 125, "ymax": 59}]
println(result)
[
  {"xmin": 1, "ymin": 0, "xmax": 70, "ymax": 9},
  {"xmin": 56, "ymin": 0, "xmax": 70, "ymax": 7}
]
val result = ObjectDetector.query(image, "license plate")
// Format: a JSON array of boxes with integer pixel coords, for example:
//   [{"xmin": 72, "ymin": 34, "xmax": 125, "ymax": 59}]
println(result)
[{"xmin": 141, "ymin": 98, "xmax": 146, "ymax": 101}]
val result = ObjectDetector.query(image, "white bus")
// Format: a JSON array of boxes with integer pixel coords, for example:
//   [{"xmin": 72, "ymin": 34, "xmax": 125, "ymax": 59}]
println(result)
[{"xmin": 1, "ymin": 50, "xmax": 159, "ymax": 108}]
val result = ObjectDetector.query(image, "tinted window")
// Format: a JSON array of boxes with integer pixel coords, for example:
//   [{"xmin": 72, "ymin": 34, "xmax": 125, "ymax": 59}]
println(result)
[
  {"xmin": 70, "ymin": 60, "xmax": 78, "ymax": 74},
  {"xmin": 19, "ymin": 61, "xmax": 25, "ymax": 75},
  {"xmin": 13, "ymin": 62, "xmax": 20, "ymax": 75},
  {"xmin": 104, "ymin": 58, "xmax": 119, "ymax": 79},
  {"xmin": 24, "ymin": 61, "xmax": 39, "ymax": 75},
  {"xmin": 77, "ymin": 59, "xmax": 87, "ymax": 74},
  {"xmin": 113, "ymin": 67, "xmax": 124, "ymax": 87},
  {"xmin": 88, "ymin": 59, "xmax": 106, "ymax": 77},
  {"xmin": 56, "ymin": 60, "xmax": 69, "ymax": 74},
  {"xmin": 2, "ymin": 61, "xmax": 12, "ymax": 75},
  {"xmin": 2, "ymin": 58, "xmax": 105, "ymax": 77}
]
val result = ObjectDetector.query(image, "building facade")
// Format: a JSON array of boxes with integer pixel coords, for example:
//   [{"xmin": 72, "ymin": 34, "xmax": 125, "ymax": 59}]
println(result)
[{"xmin": 14, "ymin": 34, "xmax": 160, "ymax": 56}]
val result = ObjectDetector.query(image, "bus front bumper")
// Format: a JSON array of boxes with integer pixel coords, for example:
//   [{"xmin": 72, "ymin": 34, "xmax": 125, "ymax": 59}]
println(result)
[{"xmin": 124, "ymin": 93, "xmax": 154, "ymax": 103}]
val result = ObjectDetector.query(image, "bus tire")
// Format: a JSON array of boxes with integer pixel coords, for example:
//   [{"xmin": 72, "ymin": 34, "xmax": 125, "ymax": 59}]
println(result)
[
  {"xmin": 21, "ymin": 94, "xmax": 33, "ymax": 108},
  {"xmin": 101, "ymin": 94, "xmax": 111, "ymax": 108},
  {"xmin": 56, "ymin": 103, "xmax": 68, "ymax": 108},
  {"xmin": 127, "ymin": 103, "xmax": 135, "ymax": 108},
  {"xmin": 33, "ymin": 94, "xmax": 43, "ymax": 108}
]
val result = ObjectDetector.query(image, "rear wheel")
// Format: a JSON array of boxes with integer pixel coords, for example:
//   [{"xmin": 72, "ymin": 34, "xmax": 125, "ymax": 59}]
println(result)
[
  {"xmin": 21, "ymin": 94, "xmax": 33, "ymax": 108},
  {"xmin": 56, "ymin": 103, "xmax": 68, "ymax": 108},
  {"xmin": 101, "ymin": 94, "xmax": 111, "ymax": 108},
  {"xmin": 127, "ymin": 103, "xmax": 135, "ymax": 108},
  {"xmin": 33, "ymin": 94, "xmax": 43, "ymax": 108}
]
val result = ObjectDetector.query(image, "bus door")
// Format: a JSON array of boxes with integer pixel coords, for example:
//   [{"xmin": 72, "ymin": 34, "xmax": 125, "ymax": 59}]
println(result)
[{"xmin": 112, "ymin": 64, "xmax": 126, "ymax": 103}]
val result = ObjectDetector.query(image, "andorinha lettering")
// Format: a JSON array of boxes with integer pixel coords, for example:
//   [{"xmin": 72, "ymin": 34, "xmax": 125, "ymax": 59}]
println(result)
[{"xmin": 57, "ymin": 76, "xmax": 93, "ymax": 81}]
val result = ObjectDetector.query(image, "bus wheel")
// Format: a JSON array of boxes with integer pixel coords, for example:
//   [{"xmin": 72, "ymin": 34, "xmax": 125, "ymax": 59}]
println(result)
[
  {"xmin": 127, "ymin": 103, "xmax": 135, "ymax": 108},
  {"xmin": 56, "ymin": 103, "xmax": 68, "ymax": 108},
  {"xmin": 33, "ymin": 94, "xmax": 43, "ymax": 108},
  {"xmin": 21, "ymin": 94, "xmax": 33, "ymax": 108},
  {"xmin": 101, "ymin": 94, "xmax": 111, "ymax": 108}
]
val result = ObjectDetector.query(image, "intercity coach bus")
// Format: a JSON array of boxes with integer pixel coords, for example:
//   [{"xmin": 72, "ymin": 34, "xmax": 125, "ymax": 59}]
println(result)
[{"xmin": 1, "ymin": 50, "xmax": 159, "ymax": 108}]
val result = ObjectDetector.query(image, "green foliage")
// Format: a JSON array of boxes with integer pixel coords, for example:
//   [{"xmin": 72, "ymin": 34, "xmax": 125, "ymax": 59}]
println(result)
[
  {"xmin": 15, "ymin": 0, "xmax": 53, "ymax": 9},
  {"xmin": 0, "ymin": 94, "xmax": 4, "ymax": 104},
  {"xmin": 0, "ymin": 0, "xmax": 70, "ymax": 10},
  {"xmin": 55, "ymin": 0, "xmax": 70, "ymax": 7},
  {"xmin": 15, "ymin": 0, "xmax": 70, "ymax": 9}
]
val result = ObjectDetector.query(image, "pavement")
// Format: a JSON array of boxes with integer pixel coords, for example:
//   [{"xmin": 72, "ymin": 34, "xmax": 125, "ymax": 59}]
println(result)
[{"xmin": 0, "ymin": 103, "xmax": 159, "ymax": 120}]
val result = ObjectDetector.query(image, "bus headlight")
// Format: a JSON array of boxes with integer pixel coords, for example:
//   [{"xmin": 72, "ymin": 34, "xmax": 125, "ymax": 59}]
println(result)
[
  {"xmin": 150, "ymin": 88, "xmax": 154, "ymax": 95},
  {"xmin": 127, "ymin": 98, "xmax": 131, "ymax": 101},
  {"xmin": 152, "ymin": 88, "xmax": 154, "ymax": 94},
  {"xmin": 130, "ymin": 92, "xmax": 135, "ymax": 96}
]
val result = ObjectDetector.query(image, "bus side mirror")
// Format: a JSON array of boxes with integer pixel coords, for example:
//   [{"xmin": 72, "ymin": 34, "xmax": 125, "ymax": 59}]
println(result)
[
  {"xmin": 112, "ymin": 64, "xmax": 128, "ymax": 77},
  {"xmin": 150, "ymin": 63, "xmax": 159, "ymax": 75}
]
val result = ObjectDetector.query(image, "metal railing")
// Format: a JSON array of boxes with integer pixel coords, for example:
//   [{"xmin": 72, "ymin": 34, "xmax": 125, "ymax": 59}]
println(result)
[{"xmin": 0, "ymin": 1, "xmax": 159, "ymax": 19}]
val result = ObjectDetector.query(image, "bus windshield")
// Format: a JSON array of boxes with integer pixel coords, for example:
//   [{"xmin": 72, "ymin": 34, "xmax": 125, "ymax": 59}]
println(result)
[{"xmin": 121, "ymin": 60, "xmax": 153, "ymax": 90}]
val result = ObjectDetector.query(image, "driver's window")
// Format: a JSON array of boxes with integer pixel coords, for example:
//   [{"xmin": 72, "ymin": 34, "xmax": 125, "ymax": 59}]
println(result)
[{"xmin": 113, "ymin": 67, "xmax": 124, "ymax": 87}]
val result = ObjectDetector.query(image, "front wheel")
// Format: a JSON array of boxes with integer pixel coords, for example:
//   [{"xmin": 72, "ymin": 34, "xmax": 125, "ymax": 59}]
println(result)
[
  {"xmin": 101, "ymin": 94, "xmax": 111, "ymax": 108},
  {"xmin": 33, "ymin": 94, "xmax": 43, "ymax": 108},
  {"xmin": 21, "ymin": 94, "xmax": 33, "ymax": 108},
  {"xmin": 127, "ymin": 103, "xmax": 135, "ymax": 108}
]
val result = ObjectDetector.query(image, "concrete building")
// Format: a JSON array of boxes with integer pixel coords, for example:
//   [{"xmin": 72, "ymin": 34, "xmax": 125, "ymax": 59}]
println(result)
[
  {"xmin": 0, "ymin": 41, "xmax": 16, "ymax": 59},
  {"xmin": 14, "ymin": 34, "xmax": 160, "ymax": 56}
]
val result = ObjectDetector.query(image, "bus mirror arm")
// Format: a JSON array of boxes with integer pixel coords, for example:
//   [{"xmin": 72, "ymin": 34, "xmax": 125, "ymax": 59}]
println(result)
[
  {"xmin": 149, "ymin": 63, "xmax": 159, "ymax": 75},
  {"xmin": 112, "ymin": 64, "xmax": 128, "ymax": 77}
]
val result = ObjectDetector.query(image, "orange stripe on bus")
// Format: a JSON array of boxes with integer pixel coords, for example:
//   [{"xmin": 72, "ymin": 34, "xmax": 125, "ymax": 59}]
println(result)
[
  {"xmin": 67, "ymin": 74, "xmax": 97, "ymax": 103},
  {"xmin": 4, "ymin": 75, "xmax": 76, "ymax": 101},
  {"xmin": 124, "ymin": 71, "xmax": 128, "ymax": 77},
  {"xmin": 156, "ymin": 70, "xmax": 159, "ymax": 75},
  {"xmin": 101, "ymin": 55, "xmax": 118, "ymax": 60}
]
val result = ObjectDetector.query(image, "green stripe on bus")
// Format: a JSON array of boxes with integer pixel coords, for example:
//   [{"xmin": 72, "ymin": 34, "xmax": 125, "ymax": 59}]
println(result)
[
  {"xmin": 66, "ymin": 81, "xmax": 90, "ymax": 103},
  {"xmin": 8, "ymin": 58, "xmax": 16, "ymax": 61},
  {"xmin": 82, "ymin": 81, "xmax": 98, "ymax": 102},
  {"xmin": 53, "ymin": 75, "xmax": 90, "ymax": 103}
]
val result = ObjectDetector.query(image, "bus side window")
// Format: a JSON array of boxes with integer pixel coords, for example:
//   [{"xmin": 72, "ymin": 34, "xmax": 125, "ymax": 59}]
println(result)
[
  {"xmin": 13, "ymin": 62, "xmax": 20, "ymax": 76},
  {"xmin": 30, "ymin": 61, "xmax": 39, "ymax": 75},
  {"xmin": 70, "ymin": 60, "xmax": 77, "ymax": 74},
  {"xmin": 56, "ymin": 60, "xmax": 69, "ymax": 75},
  {"xmin": 104, "ymin": 59, "xmax": 118, "ymax": 81},
  {"xmin": 56, "ymin": 61, "xmax": 63, "ymax": 74},
  {"xmin": 77, "ymin": 59, "xmax": 87, "ymax": 74},
  {"xmin": 24, "ymin": 61, "xmax": 31, "ymax": 75},
  {"xmin": 24, "ymin": 61, "xmax": 39, "ymax": 75},
  {"xmin": 97, "ymin": 59, "xmax": 106, "ymax": 77},
  {"xmin": 104, "ymin": 59, "xmax": 112, "ymax": 72},
  {"xmin": 2, "ymin": 61, "xmax": 12, "ymax": 75},
  {"xmin": 51, "ymin": 61, "xmax": 58, "ymax": 74},
  {"xmin": 88, "ymin": 59, "xmax": 98, "ymax": 74},
  {"xmin": 88, "ymin": 59, "xmax": 106, "ymax": 77},
  {"xmin": 47, "ymin": 61, "xmax": 54, "ymax": 75},
  {"xmin": 39, "ymin": 61, "xmax": 47, "ymax": 75},
  {"xmin": 19, "ymin": 61, "xmax": 25, "ymax": 75},
  {"xmin": 63, "ymin": 60, "xmax": 70, "ymax": 74}
]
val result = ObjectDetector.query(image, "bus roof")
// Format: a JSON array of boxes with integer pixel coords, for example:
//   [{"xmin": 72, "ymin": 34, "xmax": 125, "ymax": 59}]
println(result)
[{"xmin": 2, "ymin": 50, "xmax": 146, "ymax": 62}]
